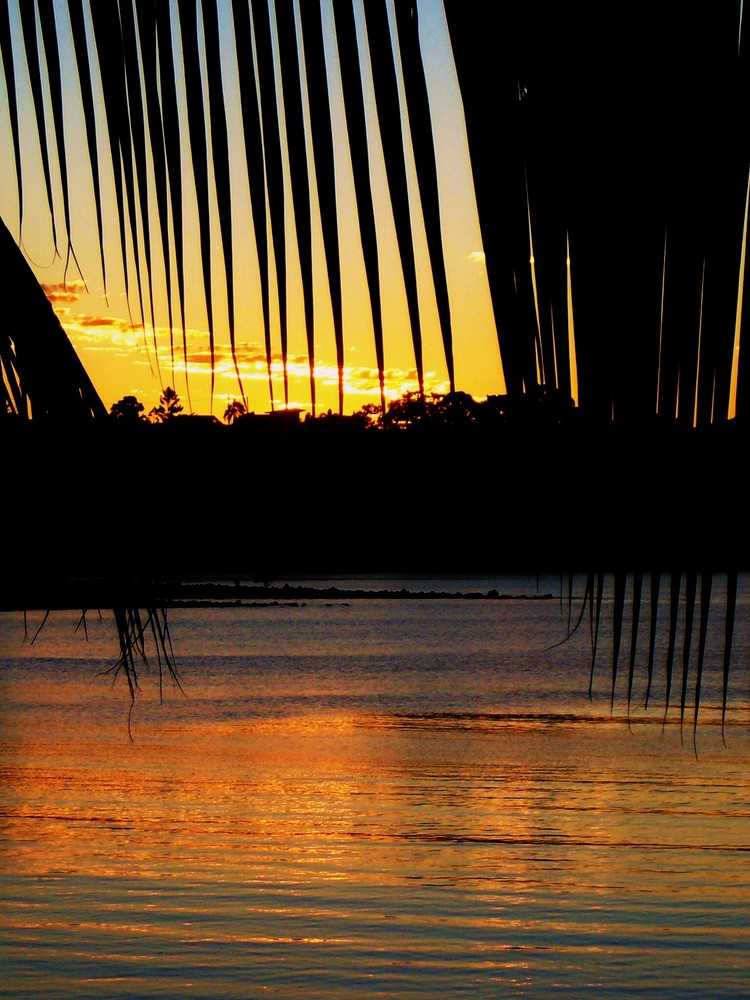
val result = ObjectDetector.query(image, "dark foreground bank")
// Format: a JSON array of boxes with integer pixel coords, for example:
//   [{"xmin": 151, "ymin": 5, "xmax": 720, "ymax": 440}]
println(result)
[{"xmin": 4, "ymin": 418, "xmax": 748, "ymax": 609}]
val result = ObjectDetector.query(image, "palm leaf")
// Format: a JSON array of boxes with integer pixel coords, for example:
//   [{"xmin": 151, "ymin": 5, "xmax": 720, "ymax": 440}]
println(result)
[
  {"xmin": 0, "ymin": 1, "xmax": 24, "ymax": 240},
  {"xmin": 644, "ymin": 570, "xmax": 661, "ymax": 709},
  {"xmin": 662, "ymin": 571, "xmax": 682, "ymax": 728},
  {"xmin": 135, "ymin": 0, "xmax": 175, "ymax": 375},
  {"xmin": 588, "ymin": 570, "xmax": 605, "ymax": 700},
  {"xmin": 299, "ymin": 0, "xmax": 344, "ymax": 412},
  {"xmin": 394, "ymin": 0, "xmax": 454, "ymax": 391},
  {"xmin": 36, "ymin": 0, "xmax": 86, "ymax": 283},
  {"xmin": 1, "ymin": 216, "xmax": 106, "ymax": 419},
  {"xmin": 153, "ymin": 1, "xmax": 189, "ymax": 402},
  {"xmin": 722, "ymin": 568, "xmax": 739, "ymax": 737},
  {"xmin": 443, "ymin": 3, "xmax": 538, "ymax": 395},
  {"xmin": 679, "ymin": 569, "xmax": 697, "ymax": 740},
  {"xmin": 176, "ymin": 0, "xmax": 215, "ymax": 401},
  {"xmin": 252, "ymin": 0, "xmax": 287, "ymax": 407},
  {"xmin": 119, "ymin": 0, "xmax": 159, "ymax": 367},
  {"xmin": 201, "ymin": 0, "xmax": 244, "ymax": 402},
  {"xmin": 89, "ymin": 1, "xmax": 147, "ymax": 342},
  {"xmin": 276, "ymin": 0, "xmax": 316, "ymax": 411},
  {"xmin": 18, "ymin": 0, "xmax": 59, "ymax": 257},
  {"xmin": 692, "ymin": 571, "xmax": 713, "ymax": 750},
  {"xmin": 67, "ymin": 0, "xmax": 108, "ymax": 299},
  {"xmin": 627, "ymin": 569, "xmax": 643, "ymax": 722},
  {"xmin": 331, "ymin": 0, "xmax": 386, "ymax": 411},
  {"xmin": 363, "ymin": 0, "xmax": 424, "ymax": 395},
  {"xmin": 610, "ymin": 570, "xmax": 626, "ymax": 712},
  {"xmin": 231, "ymin": 0, "xmax": 274, "ymax": 404}
]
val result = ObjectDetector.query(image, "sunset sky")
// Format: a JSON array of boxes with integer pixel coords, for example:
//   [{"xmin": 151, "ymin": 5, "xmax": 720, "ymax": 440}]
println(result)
[{"xmin": 0, "ymin": 0, "xmax": 506, "ymax": 417}]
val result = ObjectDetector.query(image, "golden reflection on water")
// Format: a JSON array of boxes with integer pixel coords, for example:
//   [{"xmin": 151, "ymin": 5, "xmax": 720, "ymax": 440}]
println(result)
[{"xmin": 2, "ymin": 599, "xmax": 750, "ymax": 997}]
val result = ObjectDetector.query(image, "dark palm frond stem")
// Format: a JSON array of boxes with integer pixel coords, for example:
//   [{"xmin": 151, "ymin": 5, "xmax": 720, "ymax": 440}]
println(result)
[
  {"xmin": 300, "ymin": 0, "xmax": 345, "ymax": 413},
  {"xmin": 0, "ymin": 1, "xmax": 24, "ymax": 241},
  {"xmin": 201, "ymin": 0, "xmax": 244, "ymax": 404},
  {"xmin": 177, "ymin": 0, "xmax": 215, "ymax": 403},
  {"xmin": 18, "ymin": 0, "xmax": 59, "ymax": 259},
  {"xmin": 663, "ymin": 571, "xmax": 682, "ymax": 729},
  {"xmin": 679, "ymin": 569, "xmax": 698, "ymax": 741},
  {"xmin": 67, "ymin": 0, "xmax": 108, "ymax": 300},
  {"xmin": 154, "ymin": 1, "xmax": 190, "ymax": 404},
  {"xmin": 276, "ymin": 0, "xmax": 316, "ymax": 413},
  {"xmin": 627, "ymin": 569, "xmax": 644, "ymax": 724},
  {"xmin": 232, "ymin": 0, "xmax": 273, "ymax": 407},
  {"xmin": 252, "ymin": 0, "xmax": 287, "ymax": 409},
  {"xmin": 722, "ymin": 568, "xmax": 739, "ymax": 739},
  {"xmin": 364, "ymin": 0, "xmax": 425, "ymax": 397},
  {"xmin": 331, "ymin": 0, "xmax": 386, "ymax": 412},
  {"xmin": 692, "ymin": 571, "xmax": 713, "ymax": 753},
  {"xmin": 645, "ymin": 570, "xmax": 661, "ymax": 708},
  {"xmin": 610, "ymin": 570, "xmax": 627, "ymax": 712},
  {"xmin": 394, "ymin": 0, "xmax": 455, "ymax": 391},
  {"xmin": 135, "ymin": 0, "xmax": 175, "ymax": 376}
]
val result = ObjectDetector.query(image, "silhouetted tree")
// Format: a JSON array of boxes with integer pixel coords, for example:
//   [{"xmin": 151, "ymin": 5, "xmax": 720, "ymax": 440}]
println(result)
[
  {"xmin": 149, "ymin": 386, "xmax": 183, "ymax": 422},
  {"xmin": 110, "ymin": 394, "xmax": 145, "ymax": 423},
  {"xmin": 223, "ymin": 398, "xmax": 247, "ymax": 424},
  {"xmin": 351, "ymin": 402, "xmax": 383, "ymax": 429}
]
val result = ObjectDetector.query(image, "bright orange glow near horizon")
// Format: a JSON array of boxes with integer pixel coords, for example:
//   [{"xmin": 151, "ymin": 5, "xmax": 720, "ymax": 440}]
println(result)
[{"xmin": 0, "ymin": 0, "xmax": 506, "ymax": 418}]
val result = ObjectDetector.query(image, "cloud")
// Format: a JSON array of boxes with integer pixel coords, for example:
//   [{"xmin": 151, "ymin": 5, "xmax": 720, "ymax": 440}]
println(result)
[
  {"xmin": 47, "ymin": 299, "xmax": 450, "ymax": 405},
  {"xmin": 42, "ymin": 280, "xmax": 87, "ymax": 304},
  {"xmin": 467, "ymin": 250, "xmax": 486, "ymax": 264}
]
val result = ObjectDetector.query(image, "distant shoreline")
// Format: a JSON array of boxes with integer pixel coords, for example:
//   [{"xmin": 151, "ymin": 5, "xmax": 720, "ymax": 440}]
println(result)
[
  {"xmin": 0, "ymin": 580, "xmax": 558, "ymax": 612},
  {"xmin": 158, "ymin": 582, "xmax": 558, "ymax": 608}
]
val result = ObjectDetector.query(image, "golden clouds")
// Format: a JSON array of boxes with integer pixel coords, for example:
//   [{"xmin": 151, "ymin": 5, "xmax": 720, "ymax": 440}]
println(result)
[
  {"xmin": 41, "ymin": 282, "xmax": 450, "ymax": 412},
  {"xmin": 41, "ymin": 280, "xmax": 87, "ymax": 304}
]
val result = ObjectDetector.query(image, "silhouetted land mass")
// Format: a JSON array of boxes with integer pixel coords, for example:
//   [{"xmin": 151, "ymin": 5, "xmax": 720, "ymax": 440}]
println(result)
[{"xmin": 3, "ymin": 413, "xmax": 748, "ymax": 610}]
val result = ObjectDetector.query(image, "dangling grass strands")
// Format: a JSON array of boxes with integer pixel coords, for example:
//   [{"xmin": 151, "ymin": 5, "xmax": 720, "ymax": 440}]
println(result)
[
  {"xmin": 662, "ymin": 571, "xmax": 682, "ymax": 730},
  {"xmin": 588, "ymin": 570, "xmax": 605, "ymax": 700},
  {"xmin": 722, "ymin": 568, "xmax": 739, "ymax": 740},
  {"xmin": 28, "ymin": 608, "xmax": 51, "ymax": 645},
  {"xmin": 610, "ymin": 570, "xmax": 627, "ymax": 712},
  {"xmin": 74, "ymin": 609, "xmax": 88, "ymax": 640},
  {"xmin": 544, "ymin": 573, "xmax": 590, "ymax": 651},
  {"xmin": 627, "ymin": 569, "xmax": 644, "ymax": 725},
  {"xmin": 645, "ymin": 570, "xmax": 661, "ymax": 709},
  {"xmin": 692, "ymin": 571, "xmax": 713, "ymax": 754},
  {"xmin": 105, "ymin": 606, "xmax": 180, "ymax": 741},
  {"xmin": 679, "ymin": 570, "xmax": 697, "ymax": 744},
  {"xmin": 146, "ymin": 607, "xmax": 183, "ymax": 703}
]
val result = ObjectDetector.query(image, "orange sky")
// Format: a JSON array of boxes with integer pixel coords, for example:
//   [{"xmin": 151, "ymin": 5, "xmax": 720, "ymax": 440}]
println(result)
[{"xmin": 0, "ymin": 0, "xmax": 505, "ymax": 417}]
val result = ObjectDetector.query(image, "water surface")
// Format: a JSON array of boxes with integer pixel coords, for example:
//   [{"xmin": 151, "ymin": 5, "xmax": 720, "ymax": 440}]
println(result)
[{"xmin": 1, "ymin": 576, "xmax": 749, "ymax": 997}]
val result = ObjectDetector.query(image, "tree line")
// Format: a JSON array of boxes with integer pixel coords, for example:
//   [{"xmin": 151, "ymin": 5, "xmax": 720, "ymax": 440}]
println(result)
[{"xmin": 109, "ymin": 385, "xmax": 582, "ymax": 431}]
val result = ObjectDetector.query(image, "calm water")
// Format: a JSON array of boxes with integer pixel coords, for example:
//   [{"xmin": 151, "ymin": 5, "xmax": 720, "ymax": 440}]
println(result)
[{"xmin": 1, "ymin": 574, "xmax": 750, "ymax": 998}]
